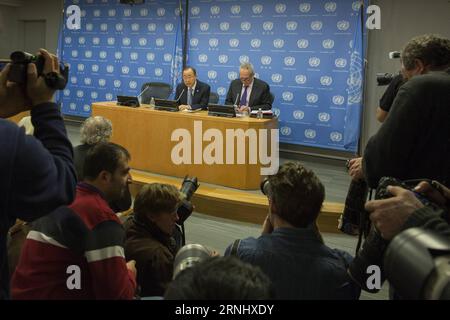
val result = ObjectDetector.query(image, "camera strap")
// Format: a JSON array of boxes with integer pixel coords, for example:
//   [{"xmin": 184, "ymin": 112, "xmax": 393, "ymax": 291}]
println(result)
[{"xmin": 229, "ymin": 239, "xmax": 241, "ymax": 256}]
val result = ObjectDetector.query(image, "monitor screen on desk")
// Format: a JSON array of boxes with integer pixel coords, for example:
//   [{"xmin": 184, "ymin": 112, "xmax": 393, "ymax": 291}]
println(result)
[
  {"xmin": 207, "ymin": 104, "xmax": 236, "ymax": 118},
  {"xmin": 117, "ymin": 95, "xmax": 140, "ymax": 107}
]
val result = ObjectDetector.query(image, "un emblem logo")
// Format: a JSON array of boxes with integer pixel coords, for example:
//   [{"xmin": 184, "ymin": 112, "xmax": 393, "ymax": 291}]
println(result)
[
  {"xmin": 323, "ymin": 39, "xmax": 335, "ymax": 49},
  {"xmin": 148, "ymin": 23, "xmax": 156, "ymax": 32},
  {"xmin": 199, "ymin": 54, "xmax": 208, "ymax": 63},
  {"xmin": 219, "ymin": 22, "xmax": 230, "ymax": 31},
  {"xmin": 70, "ymin": 103, "xmax": 76, "ymax": 110},
  {"xmin": 93, "ymin": 37, "xmax": 100, "ymax": 45},
  {"xmin": 352, "ymin": 1, "xmax": 362, "ymax": 11},
  {"xmin": 241, "ymin": 22, "xmax": 251, "ymax": 32},
  {"xmin": 165, "ymin": 23, "xmax": 174, "ymax": 32},
  {"xmin": 64, "ymin": 89, "xmax": 70, "ymax": 96},
  {"xmin": 107, "ymin": 37, "xmax": 115, "ymax": 45},
  {"xmin": 309, "ymin": 57, "xmax": 321, "ymax": 67},
  {"xmin": 251, "ymin": 39, "xmax": 262, "ymax": 49},
  {"xmin": 138, "ymin": 38, "xmax": 147, "ymax": 46},
  {"xmin": 84, "ymin": 78, "xmax": 92, "ymax": 86},
  {"xmin": 271, "ymin": 74, "xmax": 283, "ymax": 83},
  {"xmin": 129, "ymin": 81, "xmax": 138, "ymax": 89},
  {"xmin": 140, "ymin": 9, "xmax": 148, "ymax": 17},
  {"xmin": 330, "ymin": 132, "xmax": 343, "ymax": 142},
  {"xmin": 200, "ymin": 23, "xmax": 210, "ymax": 32},
  {"xmin": 311, "ymin": 21, "xmax": 323, "ymax": 31},
  {"xmin": 273, "ymin": 108, "xmax": 281, "ymax": 117},
  {"xmin": 108, "ymin": 9, "xmax": 116, "ymax": 17},
  {"xmin": 239, "ymin": 55, "xmax": 249, "ymax": 63},
  {"xmin": 147, "ymin": 53, "xmax": 155, "ymax": 61},
  {"xmin": 320, "ymin": 76, "xmax": 333, "ymax": 86},
  {"xmin": 217, "ymin": 87, "xmax": 227, "ymax": 96},
  {"xmin": 190, "ymin": 38, "xmax": 199, "ymax": 47},
  {"xmin": 261, "ymin": 56, "xmax": 272, "ymax": 65},
  {"xmin": 93, "ymin": 10, "xmax": 101, "ymax": 17},
  {"xmin": 229, "ymin": 39, "xmax": 240, "ymax": 48},
  {"xmin": 131, "ymin": 24, "xmax": 139, "ymax": 32},
  {"xmin": 209, "ymin": 38, "xmax": 219, "ymax": 48},
  {"xmin": 155, "ymin": 68, "xmax": 163, "ymax": 77},
  {"xmin": 130, "ymin": 52, "xmax": 138, "ymax": 61},
  {"xmin": 293, "ymin": 110, "xmax": 305, "ymax": 120},
  {"xmin": 83, "ymin": 105, "xmax": 90, "ymax": 112},
  {"xmin": 306, "ymin": 94, "xmax": 319, "ymax": 104},
  {"xmin": 123, "ymin": 9, "xmax": 132, "ymax": 17},
  {"xmin": 297, "ymin": 39, "xmax": 309, "ymax": 49},
  {"xmin": 65, "ymin": 37, "xmax": 72, "ymax": 44},
  {"xmin": 116, "ymin": 23, "xmax": 124, "ymax": 32},
  {"xmin": 263, "ymin": 21, "xmax": 274, "ymax": 31},
  {"xmin": 286, "ymin": 21, "xmax": 298, "ymax": 31},
  {"xmin": 164, "ymin": 54, "xmax": 173, "ymax": 62},
  {"xmin": 208, "ymin": 70, "xmax": 218, "ymax": 80},
  {"xmin": 228, "ymin": 72, "xmax": 238, "ymax": 80},
  {"xmin": 337, "ymin": 20, "xmax": 350, "ymax": 31},
  {"xmin": 231, "ymin": 5, "xmax": 241, "ymax": 15},
  {"xmin": 284, "ymin": 57, "xmax": 296, "ymax": 67},
  {"xmin": 210, "ymin": 6, "xmax": 220, "ymax": 15},
  {"xmin": 299, "ymin": 3, "xmax": 311, "ymax": 13},
  {"xmin": 106, "ymin": 93, "xmax": 113, "ymax": 101},
  {"xmin": 218, "ymin": 55, "xmax": 228, "ymax": 64},
  {"xmin": 77, "ymin": 64, "xmax": 84, "ymax": 71},
  {"xmin": 282, "ymin": 92, "xmax": 294, "ymax": 102},
  {"xmin": 138, "ymin": 67, "xmax": 146, "ymax": 76},
  {"xmin": 325, "ymin": 2, "xmax": 337, "ymax": 12},
  {"xmin": 295, "ymin": 75, "xmax": 307, "ymax": 84},
  {"xmin": 275, "ymin": 4, "xmax": 287, "ymax": 14},
  {"xmin": 86, "ymin": 24, "xmax": 94, "ymax": 32},
  {"xmin": 157, "ymin": 8, "xmax": 165, "ymax": 17},
  {"xmin": 333, "ymin": 95, "xmax": 345, "ymax": 105},
  {"xmin": 121, "ymin": 66, "xmax": 130, "ymax": 75},
  {"xmin": 273, "ymin": 39, "xmax": 285, "ymax": 49},
  {"xmin": 281, "ymin": 127, "xmax": 292, "ymax": 136},
  {"xmin": 115, "ymin": 52, "xmax": 122, "ymax": 60},
  {"xmin": 318, "ymin": 112, "xmax": 331, "ymax": 122},
  {"xmin": 335, "ymin": 58, "xmax": 347, "ymax": 68},
  {"xmin": 191, "ymin": 6, "xmax": 200, "ymax": 16},
  {"xmin": 106, "ymin": 65, "xmax": 114, "ymax": 73},
  {"xmin": 99, "ymin": 51, "xmax": 107, "ymax": 59},
  {"xmin": 156, "ymin": 38, "xmax": 164, "ymax": 47},
  {"xmin": 70, "ymin": 76, "xmax": 77, "ymax": 84},
  {"xmin": 91, "ymin": 65, "xmax": 99, "ymax": 73},
  {"xmin": 305, "ymin": 129, "xmax": 317, "ymax": 139},
  {"xmin": 91, "ymin": 92, "xmax": 98, "ymax": 99},
  {"xmin": 100, "ymin": 24, "xmax": 108, "ymax": 32},
  {"xmin": 252, "ymin": 4, "xmax": 263, "ymax": 15},
  {"xmin": 85, "ymin": 51, "xmax": 92, "ymax": 58},
  {"xmin": 76, "ymin": 90, "xmax": 84, "ymax": 98},
  {"xmin": 98, "ymin": 79, "xmax": 106, "ymax": 87},
  {"xmin": 78, "ymin": 37, "xmax": 85, "ymax": 45},
  {"xmin": 122, "ymin": 38, "xmax": 131, "ymax": 46}
]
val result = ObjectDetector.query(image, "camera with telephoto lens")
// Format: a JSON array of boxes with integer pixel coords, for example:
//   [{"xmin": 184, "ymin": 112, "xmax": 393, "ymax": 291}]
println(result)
[
  {"xmin": 6, "ymin": 51, "xmax": 69, "ymax": 90},
  {"xmin": 172, "ymin": 243, "xmax": 211, "ymax": 279},
  {"xmin": 348, "ymin": 176, "xmax": 444, "ymax": 292},
  {"xmin": 176, "ymin": 176, "xmax": 199, "ymax": 225},
  {"xmin": 260, "ymin": 177, "xmax": 271, "ymax": 197},
  {"xmin": 376, "ymin": 51, "xmax": 401, "ymax": 86}
]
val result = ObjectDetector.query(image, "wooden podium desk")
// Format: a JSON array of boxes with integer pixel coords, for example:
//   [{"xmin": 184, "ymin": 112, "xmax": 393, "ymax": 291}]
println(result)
[{"xmin": 92, "ymin": 102, "xmax": 278, "ymax": 190}]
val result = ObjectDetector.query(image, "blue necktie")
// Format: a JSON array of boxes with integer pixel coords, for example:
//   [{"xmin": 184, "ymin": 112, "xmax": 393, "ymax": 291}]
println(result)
[
  {"xmin": 240, "ymin": 86, "xmax": 248, "ymax": 106},
  {"xmin": 187, "ymin": 87, "xmax": 192, "ymax": 106}
]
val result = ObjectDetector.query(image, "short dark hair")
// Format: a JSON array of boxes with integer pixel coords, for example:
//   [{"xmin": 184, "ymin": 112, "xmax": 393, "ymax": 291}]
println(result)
[
  {"xmin": 134, "ymin": 183, "xmax": 182, "ymax": 219},
  {"xmin": 268, "ymin": 162, "xmax": 325, "ymax": 227},
  {"xmin": 165, "ymin": 256, "xmax": 274, "ymax": 299},
  {"xmin": 183, "ymin": 66, "xmax": 197, "ymax": 76},
  {"xmin": 402, "ymin": 34, "xmax": 450, "ymax": 71},
  {"xmin": 83, "ymin": 142, "xmax": 130, "ymax": 180}
]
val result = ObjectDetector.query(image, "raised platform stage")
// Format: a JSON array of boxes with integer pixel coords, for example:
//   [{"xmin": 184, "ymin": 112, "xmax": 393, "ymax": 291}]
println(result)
[{"xmin": 130, "ymin": 169, "xmax": 343, "ymax": 233}]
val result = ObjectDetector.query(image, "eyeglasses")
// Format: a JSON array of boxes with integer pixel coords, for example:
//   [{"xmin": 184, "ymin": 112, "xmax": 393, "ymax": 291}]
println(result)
[{"xmin": 240, "ymin": 77, "xmax": 252, "ymax": 82}]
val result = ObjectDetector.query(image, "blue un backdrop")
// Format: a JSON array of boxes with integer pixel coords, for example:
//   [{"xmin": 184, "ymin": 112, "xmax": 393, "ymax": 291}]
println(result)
[{"xmin": 59, "ymin": 0, "xmax": 365, "ymax": 152}]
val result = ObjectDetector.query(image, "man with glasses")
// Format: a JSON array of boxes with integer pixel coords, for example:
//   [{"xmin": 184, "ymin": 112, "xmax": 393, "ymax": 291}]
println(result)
[
  {"xmin": 225, "ymin": 62, "xmax": 273, "ymax": 113},
  {"xmin": 176, "ymin": 66, "xmax": 210, "ymax": 111}
]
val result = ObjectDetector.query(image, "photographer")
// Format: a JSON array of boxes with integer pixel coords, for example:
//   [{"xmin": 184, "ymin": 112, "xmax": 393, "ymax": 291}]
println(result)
[
  {"xmin": 0, "ymin": 49, "xmax": 76, "ymax": 299},
  {"xmin": 376, "ymin": 73, "xmax": 405, "ymax": 123},
  {"xmin": 124, "ymin": 183, "xmax": 184, "ymax": 297},
  {"xmin": 349, "ymin": 34, "xmax": 450, "ymax": 187}
]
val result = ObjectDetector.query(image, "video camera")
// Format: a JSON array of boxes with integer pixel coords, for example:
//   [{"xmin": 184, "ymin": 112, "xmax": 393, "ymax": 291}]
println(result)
[
  {"xmin": 376, "ymin": 51, "xmax": 401, "ymax": 86},
  {"xmin": 0, "ymin": 51, "xmax": 69, "ymax": 90},
  {"xmin": 348, "ymin": 176, "xmax": 449, "ymax": 295}
]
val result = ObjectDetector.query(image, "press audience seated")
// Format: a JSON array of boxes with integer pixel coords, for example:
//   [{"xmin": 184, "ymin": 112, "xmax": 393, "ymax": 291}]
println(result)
[{"xmin": 225, "ymin": 161, "xmax": 361, "ymax": 300}]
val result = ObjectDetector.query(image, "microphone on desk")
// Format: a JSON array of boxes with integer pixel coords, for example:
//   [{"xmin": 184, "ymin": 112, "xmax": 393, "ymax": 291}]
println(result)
[
  {"xmin": 175, "ymin": 88, "xmax": 185, "ymax": 102},
  {"xmin": 137, "ymin": 85, "xmax": 151, "ymax": 99},
  {"xmin": 233, "ymin": 93, "xmax": 240, "ymax": 110}
]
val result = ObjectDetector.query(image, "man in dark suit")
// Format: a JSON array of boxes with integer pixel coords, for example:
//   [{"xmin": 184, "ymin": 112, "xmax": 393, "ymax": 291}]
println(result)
[
  {"xmin": 176, "ymin": 67, "xmax": 210, "ymax": 111},
  {"xmin": 225, "ymin": 63, "xmax": 272, "ymax": 112}
]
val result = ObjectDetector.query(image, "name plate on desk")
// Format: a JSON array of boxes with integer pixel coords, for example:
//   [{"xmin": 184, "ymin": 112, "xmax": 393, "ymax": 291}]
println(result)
[{"xmin": 207, "ymin": 104, "xmax": 236, "ymax": 118}]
